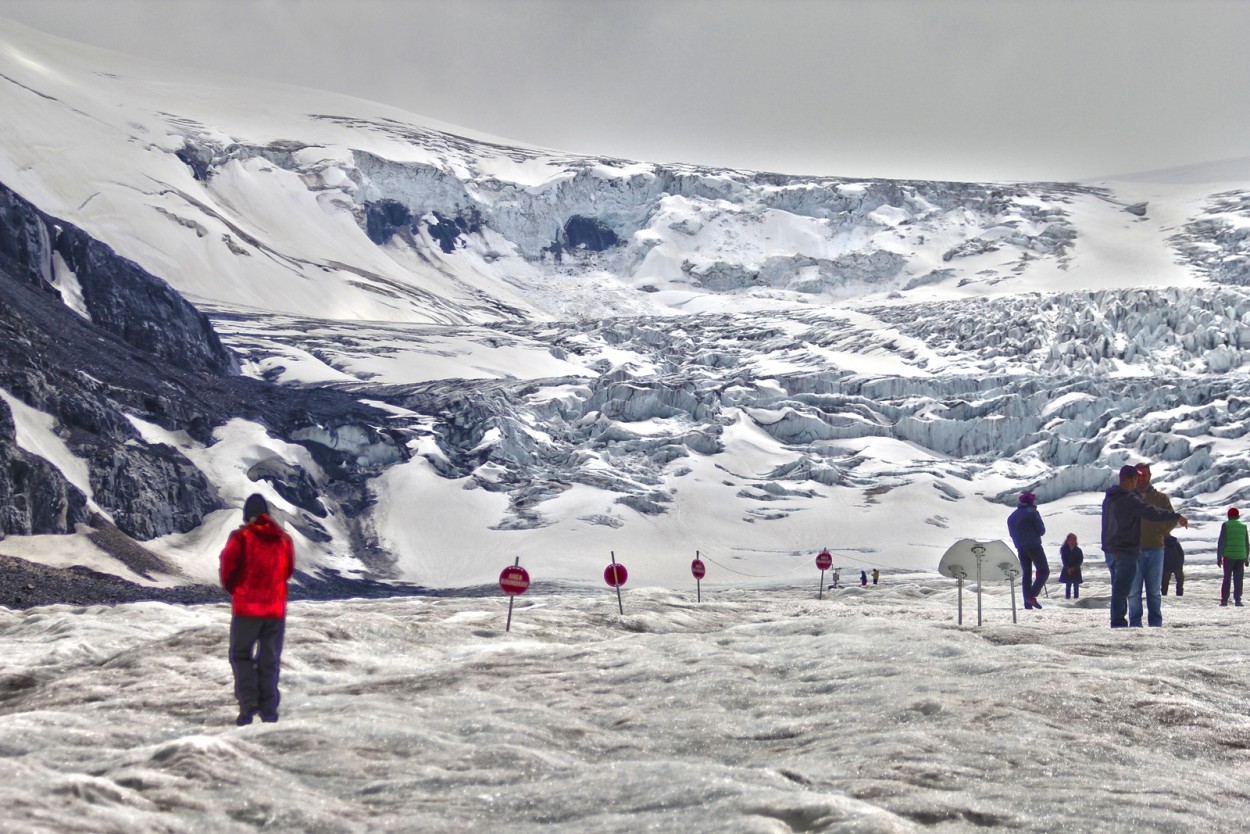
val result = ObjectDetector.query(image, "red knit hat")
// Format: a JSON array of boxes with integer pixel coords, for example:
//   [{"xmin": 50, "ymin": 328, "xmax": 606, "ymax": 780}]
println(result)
[{"xmin": 1229, "ymin": 507, "xmax": 1240, "ymax": 519}]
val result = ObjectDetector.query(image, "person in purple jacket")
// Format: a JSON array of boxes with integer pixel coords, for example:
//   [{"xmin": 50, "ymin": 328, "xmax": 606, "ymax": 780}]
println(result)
[
  {"xmin": 1007, "ymin": 492, "xmax": 1049, "ymax": 610},
  {"xmin": 1101, "ymin": 465, "xmax": 1188, "ymax": 628}
]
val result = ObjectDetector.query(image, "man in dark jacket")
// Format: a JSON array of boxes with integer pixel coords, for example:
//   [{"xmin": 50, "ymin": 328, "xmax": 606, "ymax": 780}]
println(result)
[
  {"xmin": 1101, "ymin": 466, "xmax": 1187, "ymax": 628},
  {"xmin": 220, "ymin": 493, "xmax": 296, "ymax": 725},
  {"xmin": 1007, "ymin": 492, "xmax": 1049, "ymax": 610}
]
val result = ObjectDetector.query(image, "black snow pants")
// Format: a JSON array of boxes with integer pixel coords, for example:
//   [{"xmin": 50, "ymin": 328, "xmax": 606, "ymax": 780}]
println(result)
[{"xmin": 230, "ymin": 616, "xmax": 286, "ymax": 719}]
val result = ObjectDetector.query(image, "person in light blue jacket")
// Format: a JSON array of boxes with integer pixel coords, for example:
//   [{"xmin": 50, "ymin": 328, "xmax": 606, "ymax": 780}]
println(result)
[{"xmin": 1007, "ymin": 492, "xmax": 1049, "ymax": 610}]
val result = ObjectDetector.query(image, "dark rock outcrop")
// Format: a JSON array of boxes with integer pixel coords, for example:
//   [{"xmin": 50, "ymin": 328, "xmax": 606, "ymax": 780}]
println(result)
[
  {"xmin": 0, "ymin": 222, "xmax": 402, "ymax": 575},
  {"xmin": 0, "ymin": 180, "xmax": 235, "ymax": 375}
]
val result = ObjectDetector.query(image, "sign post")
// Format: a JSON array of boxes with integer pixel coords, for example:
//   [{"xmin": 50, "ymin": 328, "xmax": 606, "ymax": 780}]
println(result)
[
  {"xmin": 499, "ymin": 557, "xmax": 530, "ymax": 632},
  {"xmin": 604, "ymin": 551, "xmax": 628, "ymax": 614},
  {"xmin": 816, "ymin": 549, "xmax": 833, "ymax": 599},
  {"xmin": 938, "ymin": 539, "xmax": 1019, "ymax": 626},
  {"xmin": 691, "ymin": 551, "xmax": 706, "ymax": 602},
  {"xmin": 1002, "ymin": 561, "xmax": 1020, "ymax": 625}
]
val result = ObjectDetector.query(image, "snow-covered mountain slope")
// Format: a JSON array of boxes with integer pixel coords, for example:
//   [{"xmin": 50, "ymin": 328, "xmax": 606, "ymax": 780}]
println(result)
[
  {"xmin": 2, "ymin": 17, "xmax": 1240, "ymax": 326},
  {"xmin": 3, "ymin": 18, "xmax": 1250, "ymax": 591}
]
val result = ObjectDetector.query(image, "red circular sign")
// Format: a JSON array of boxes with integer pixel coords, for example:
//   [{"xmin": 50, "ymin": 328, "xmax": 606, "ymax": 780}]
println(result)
[
  {"xmin": 691, "ymin": 559, "xmax": 706, "ymax": 579},
  {"xmin": 604, "ymin": 563, "xmax": 628, "ymax": 587},
  {"xmin": 499, "ymin": 565, "xmax": 530, "ymax": 595},
  {"xmin": 815, "ymin": 550, "xmax": 833, "ymax": 570}
]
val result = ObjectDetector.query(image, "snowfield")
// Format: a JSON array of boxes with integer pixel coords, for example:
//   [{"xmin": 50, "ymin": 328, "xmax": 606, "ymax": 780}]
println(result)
[{"xmin": 2, "ymin": 569, "xmax": 1247, "ymax": 834}]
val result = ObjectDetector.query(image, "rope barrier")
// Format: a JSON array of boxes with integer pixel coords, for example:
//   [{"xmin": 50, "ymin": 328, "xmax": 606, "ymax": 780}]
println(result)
[
  {"xmin": 696, "ymin": 548, "xmax": 906, "ymax": 579},
  {"xmin": 698, "ymin": 552, "xmax": 822, "ymax": 579}
]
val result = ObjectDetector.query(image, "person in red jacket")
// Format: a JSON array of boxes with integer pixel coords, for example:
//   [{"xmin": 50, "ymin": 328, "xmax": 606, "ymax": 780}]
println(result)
[{"xmin": 219, "ymin": 494, "xmax": 295, "ymax": 725}]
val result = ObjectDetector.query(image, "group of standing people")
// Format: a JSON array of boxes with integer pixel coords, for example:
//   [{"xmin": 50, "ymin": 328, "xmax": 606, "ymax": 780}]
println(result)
[
  {"xmin": 1100, "ymin": 463, "xmax": 1187, "ymax": 627},
  {"xmin": 1007, "ymin": 462, "xmax": 1192, "ymax": 626},
  {"xmin": 1008, "ymin": 461, "xmax": 1250, "ymax": 626},
  {"xmin": 831, "ymin": 569, "xmax": 883, "ymax": 589}
]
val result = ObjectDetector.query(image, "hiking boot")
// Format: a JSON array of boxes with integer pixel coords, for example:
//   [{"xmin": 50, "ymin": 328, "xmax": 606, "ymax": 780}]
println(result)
[
  {"xmin": 1028, "ymin": 598, "xmax": 1041, "ymax": 610},
  {"xmin": 1023, "ymin": 598, "xmax": 1033, "ymax": 609},
  {"xmin": 1237, "ymin": 601, "xmax": 1244, "ymax": 607},
  {"xmin": 236, "ymin": 712, "xmax": 255, "ymax": 726},
  {"xmin": 260, "ymin": 712, "xmax": 279, "ymax": 723},
  {"xmin": 1221, "ymin": 599, "xmax": 1229, "ymax": 606}
]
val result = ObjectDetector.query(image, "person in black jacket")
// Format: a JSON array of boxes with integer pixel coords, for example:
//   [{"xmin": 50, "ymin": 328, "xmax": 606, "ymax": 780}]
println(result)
[
  {"xmin": 1060, "ymin": 533, "xmax": 1084, "ymax": 599},
  {"xmin": 1162, "ymin": 535, "xmax": 1185, "ymax": 596},
  {"xmin": 1102, "ymin": 465, "xmax": 1188, "ymax": 628}
]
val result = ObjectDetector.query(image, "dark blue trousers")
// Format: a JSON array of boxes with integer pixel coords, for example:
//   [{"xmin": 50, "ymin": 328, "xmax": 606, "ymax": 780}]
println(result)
[
  {"xmin": 230, "ymin": 616, "xmax": 286, "ymax": 719},
  {"xmin": 1017, "ymin": 546, "xmax": 1050, "ymax": 600}
]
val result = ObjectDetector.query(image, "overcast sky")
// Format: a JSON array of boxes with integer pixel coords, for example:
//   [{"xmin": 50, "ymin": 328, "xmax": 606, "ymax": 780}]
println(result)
[{"xmin": 1, "ymin": 0, "xmax": 1248, "ymax": 182}]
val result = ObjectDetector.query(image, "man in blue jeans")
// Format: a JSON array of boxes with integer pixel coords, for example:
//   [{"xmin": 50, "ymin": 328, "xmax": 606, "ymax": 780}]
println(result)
[
  {"xmin": 1102, "ymin": 465, "xmax": 1188, "ymax": 628},
  {"xmin": 1129, "ymin": 463, "xmax": 1179, "ymax": 627}
]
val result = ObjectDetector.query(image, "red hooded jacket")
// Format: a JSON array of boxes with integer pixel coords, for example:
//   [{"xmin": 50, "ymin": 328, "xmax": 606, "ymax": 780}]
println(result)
[{"xmin": 219, "ymin": 514, "xmax": 295, "ymax": 618}]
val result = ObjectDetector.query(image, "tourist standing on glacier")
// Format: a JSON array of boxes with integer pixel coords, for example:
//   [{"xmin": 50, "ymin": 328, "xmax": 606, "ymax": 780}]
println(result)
[
  {"xmin": 220, "ymin": 494, "xmax": 295, "ymax": 725},
  {"xmin": 1130, "ymin": 463, "xmax": 1178, "ymax": 627},
  {"xmin": 1162, "ymin": 535, "xmax": 1185, "ymax": 596},
  {"xmin": 1217, "ymin": 508, "xmax": 1248, "ymax": 606},
  {"xmin": 1007, "ymin": 492, "xmax": 1049, "ymax": 610},
  {"xmin": 1059, "ymin": 533, "xmax": 1084, "ymax": 600},
  {"xmin": 1101, "ymin": 465, "xmax": 1187, "ymax": 628}
]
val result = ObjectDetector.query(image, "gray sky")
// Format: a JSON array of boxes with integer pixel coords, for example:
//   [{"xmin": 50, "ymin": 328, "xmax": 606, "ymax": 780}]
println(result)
[{"xmin": 2, "ymin": 0, "xmax": 1249, "ymax": 182}]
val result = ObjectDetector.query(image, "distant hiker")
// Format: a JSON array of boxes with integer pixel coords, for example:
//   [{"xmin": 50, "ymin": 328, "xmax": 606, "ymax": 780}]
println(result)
[
  {"xmin": 1059, "ymin": 533, "xmax": 1084, "ymax": 600},
  {"xmin": 220, "ymin": 493, "xmax": 295, "ymax": 725},
  {"xmin": 831, "ymin": 569, "xmax": 841, "ymax": 589},
  {"xmin": 1130, "ymin": 463, "xmax": 1178, "ymax": 627},
  {"xmin": 871, "ymin": 568, "xmax": 880, "ymax": 585},
  {"xmin": 860, "ymin": 570, "xmax": 868, "ymax": 587},
  {"xmin": 1217, "ymin": 507, "xmax": 1248, "ymax": 607},
  {"xmin": 1007, "ymin": 492, "xmax": 1050, "ymax": 610},
  {"xmin": 1162, "ymin": 534, "xmax": 1185, "ymax": 597},
  {"xmin": 1101, "ymin": 465, "xmax": 1187, "ymax": 628}
]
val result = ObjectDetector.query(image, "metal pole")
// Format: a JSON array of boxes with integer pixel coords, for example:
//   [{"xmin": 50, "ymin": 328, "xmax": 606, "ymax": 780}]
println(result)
[
  {"xmin": 1005, "ymin": 566, "xmax": 1020, "ymax": 625},
  {"xmin": 819, "ymin": 570, "xmax": 825, "ymax": 599},
  {"xmin": 972, "ymin": 544, "xmax": 985, "ymax": 626},
  {"xmin": 505, "ymin": 556, "xmax": 520, "ymax": 632},
  {"xmin": 957, "ymin": 577, "xmax": 964, "ymax": 625},
  {"xmin": 696, "ymin": 550, "xmax": 701, "ymax": 603},
  {"xmin": 611, "ymin": 551, "xmax": 623, "ymax": 615}
]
